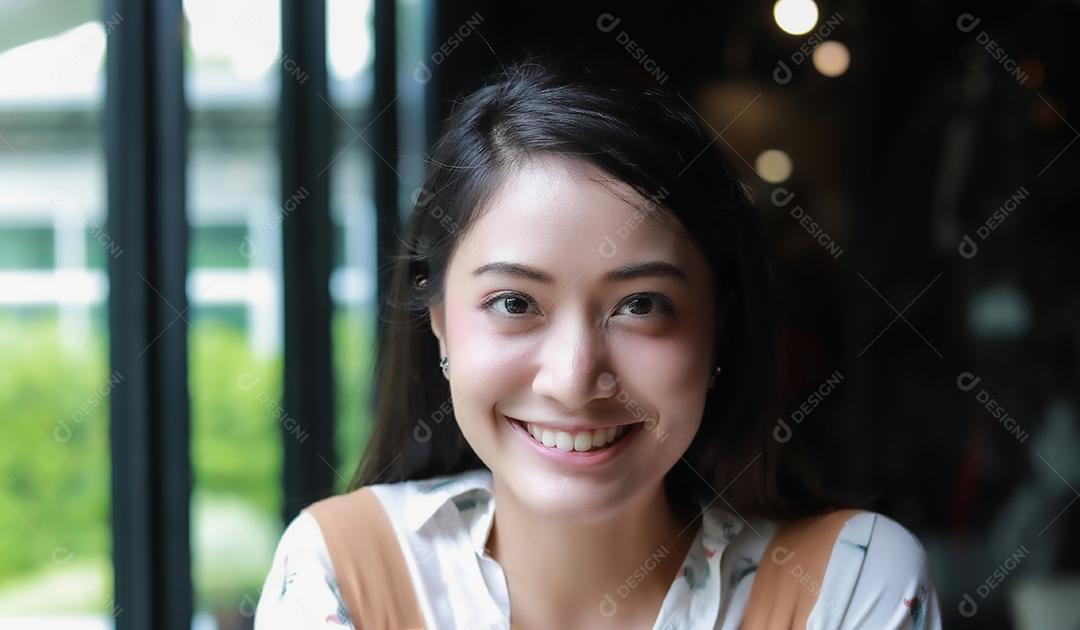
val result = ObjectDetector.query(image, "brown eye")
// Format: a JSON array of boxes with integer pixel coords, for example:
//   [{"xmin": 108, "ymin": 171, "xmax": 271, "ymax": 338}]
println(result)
[
  {"xmin": 503, "ymin": 296, "xmax": 530, "ymax": 314},
  {"xmin": 482, "ymin": 292, "xmax": 539, "ymax": 317},
  {"xmin": 615, "ymin": 293, "xmax": 675, "ymax": 318}
]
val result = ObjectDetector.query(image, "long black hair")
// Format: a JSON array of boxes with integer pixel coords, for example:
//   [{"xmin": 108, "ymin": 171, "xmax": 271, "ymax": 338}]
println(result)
[{"xmin": 350, "ymin": 56, "xmax": 836, "ymax": 521}]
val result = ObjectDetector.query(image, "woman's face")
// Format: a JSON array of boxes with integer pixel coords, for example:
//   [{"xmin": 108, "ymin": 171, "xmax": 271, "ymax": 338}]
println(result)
[{"xmin": 429, "ymin": 154, "xmax": 716, "ymax": 521}]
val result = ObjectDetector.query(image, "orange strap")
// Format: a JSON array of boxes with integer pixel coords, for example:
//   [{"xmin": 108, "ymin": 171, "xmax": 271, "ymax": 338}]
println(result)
[
  {"xmin": 740, "ymin": 508, "xmax": 862, "ymax": 629},
  {"xmin": 305, "ymin": 487, "xmax": 426, "ymax": 630}
]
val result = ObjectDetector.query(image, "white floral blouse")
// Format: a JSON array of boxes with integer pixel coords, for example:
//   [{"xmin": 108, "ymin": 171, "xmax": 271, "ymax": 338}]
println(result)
[{"xmin": 254, "ymin": 467, "xmax": 942, "ymax": 629}]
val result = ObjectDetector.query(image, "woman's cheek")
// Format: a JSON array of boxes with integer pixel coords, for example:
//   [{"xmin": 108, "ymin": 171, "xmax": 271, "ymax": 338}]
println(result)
[
  {"xmin": 616, "ymin": 337, "xmax": 709, "ymax": 441},
  {"xmin": 454, "ymin": 328, "xmax": 534, "ymax": 392},
  {"xmin": 620, "ymin": 331, "xmax": 709, "ymax": 391},
  {"xmin": 446, "ymin": 314, "xmax": 533, "ymax": 432}
]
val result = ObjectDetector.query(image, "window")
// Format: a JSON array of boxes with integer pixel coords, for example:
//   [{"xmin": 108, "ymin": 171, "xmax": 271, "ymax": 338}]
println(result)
[
  {"xmin": 184, "ymin": 0, "xmax": 285, "ymax": 623},
  {"xmin": 2, "ymin": 0, "xmax": 416, "ymax": 626},
  {"xmin": 0, "ymin": 4, "xmax": 117, "ymax": 626}
]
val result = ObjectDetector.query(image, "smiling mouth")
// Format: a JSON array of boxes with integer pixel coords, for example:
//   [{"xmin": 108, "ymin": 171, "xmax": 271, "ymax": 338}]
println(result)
[{"xmin": 506, "ymin": 417, "xmax": 637, "ymax": 453}]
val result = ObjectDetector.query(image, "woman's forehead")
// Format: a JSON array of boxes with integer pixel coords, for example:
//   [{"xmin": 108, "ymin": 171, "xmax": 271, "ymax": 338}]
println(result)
[
  {"xmin": 441, "ymin": 156, "xmax": 710, "ymax": 291},
  {"xmin": 464, "ymin": 156, "xmax": 684, "ymax": 252}
]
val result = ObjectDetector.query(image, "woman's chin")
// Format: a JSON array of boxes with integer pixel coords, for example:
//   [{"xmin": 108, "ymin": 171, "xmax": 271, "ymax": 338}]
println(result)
[{"xmin": 497, "ymin": 472, "xmax": 635, "ymax": 523}]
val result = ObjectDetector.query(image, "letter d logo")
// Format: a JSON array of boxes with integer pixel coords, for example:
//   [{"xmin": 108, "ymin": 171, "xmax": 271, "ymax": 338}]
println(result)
[{"xmin": 958, "ymin": 593, "xmax": 978, "ymax": 617}]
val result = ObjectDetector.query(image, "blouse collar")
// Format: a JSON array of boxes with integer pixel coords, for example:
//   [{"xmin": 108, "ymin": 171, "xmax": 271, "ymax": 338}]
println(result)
[{"xmin": 406, "ymin": 467, "xmax": 746, "ymax": 568}]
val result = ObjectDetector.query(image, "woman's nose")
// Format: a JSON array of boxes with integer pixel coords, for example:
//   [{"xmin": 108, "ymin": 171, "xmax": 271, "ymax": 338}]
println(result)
[{"xmin": 530, "ymin": 313, "xmax": 617, "ymax": 409}]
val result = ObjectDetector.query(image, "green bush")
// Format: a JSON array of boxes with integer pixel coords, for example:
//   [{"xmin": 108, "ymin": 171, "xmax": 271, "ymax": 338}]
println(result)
[
  {"xmin": 0, "ymin": 314, "xmax": 111, "ymax": 589},
  {"xmin": 0, "ymin": 309, "xmax": 374, "ymax": 614}
]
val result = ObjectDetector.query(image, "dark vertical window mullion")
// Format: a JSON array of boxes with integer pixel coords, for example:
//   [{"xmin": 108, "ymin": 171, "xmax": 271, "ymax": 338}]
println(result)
[
  {"xmin": 373, "ymin": 0, "xmax": 400, "ymax": 314},
  {"xmin": 421, "ymin": 0, "xmax": 438, "ymax": 160},
  {"xmin": 280, "ymin": 0, "xmax": 335, "ymax": 522},
  {"xmin": 105, "ymin": 0, "xmax": 191, "ymax": 628},
  {"xmin": 427, "ymin": 0, "xmax": 496, "ymax": 132}
]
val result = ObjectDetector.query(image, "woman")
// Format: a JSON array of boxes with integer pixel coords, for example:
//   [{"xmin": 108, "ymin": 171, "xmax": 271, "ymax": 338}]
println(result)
[{"xmin": 255, "ymin": 57, "xmax": 942, "ymax": 629}]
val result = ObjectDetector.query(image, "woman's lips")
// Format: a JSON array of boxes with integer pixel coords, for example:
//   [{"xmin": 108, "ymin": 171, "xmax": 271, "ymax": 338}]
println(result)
[{"xmin": 504, "ymin": 414, "xmax": 641, "ymax": 467}]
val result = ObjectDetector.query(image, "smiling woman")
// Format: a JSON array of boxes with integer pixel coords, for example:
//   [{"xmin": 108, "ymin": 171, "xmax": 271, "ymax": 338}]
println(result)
[{"xmin": 254, "ymin": 57, "xmax": 943, "ymax": 630}]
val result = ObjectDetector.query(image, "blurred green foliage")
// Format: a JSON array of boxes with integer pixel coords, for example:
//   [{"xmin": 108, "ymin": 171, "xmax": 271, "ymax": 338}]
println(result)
[
  {"xmin": 0, "ymin": 313, "xmax": 111, "ymax": 589},
  {"xmin": 0, "ymin": 309, "xmax": 373, "ymax": 614}
]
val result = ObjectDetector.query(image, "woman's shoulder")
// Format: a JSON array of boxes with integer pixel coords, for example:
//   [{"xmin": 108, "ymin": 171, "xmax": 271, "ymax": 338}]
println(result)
[
  {"xmin": 253, "ymin": 470, "xmax": 493, "ymax": 628},
  {"xmin": 854, "ymin": 510, "xmax": 925, "ymax": 548},
  {"xmin": 254, "ymin": 510, "xmax": 352, "ymax": 628},
  {"xmin": 829, "ymin": 510, "xmax": 935, "ymax": 592},
  {"xmin": 755, "ymin": 508, "xmax": 929, "ymax": 566},
  {"xmin": 722, "ymin": 508, "xmax": 940, "ymax": 628},
  {"xmin": 287, "ymin": 507, "xmax": 333, "ymax": 547},
  {"xmin": 828, "ymin": 510, "xmax": 927, "ymax": 560},
  {"xmin": 263, "ymin": 509, "xmax": 333, "ymax": 575},
  {"xmin": 258, "ymin": 467, "xmax": 493, "ymax": 581},
  {"xmin": 811, "ymin": 510, "xmax": 943, "ymax": 629}
]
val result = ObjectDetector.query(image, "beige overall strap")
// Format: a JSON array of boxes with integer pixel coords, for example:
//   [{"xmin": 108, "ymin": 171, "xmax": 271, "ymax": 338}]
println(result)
[
  {"xmin": 740, "ymin": 509, "xmax": 862, "ymax": 630},
  {"xmin": 305, "ymin": 487, "xmax": 426, "ymax": 630}
]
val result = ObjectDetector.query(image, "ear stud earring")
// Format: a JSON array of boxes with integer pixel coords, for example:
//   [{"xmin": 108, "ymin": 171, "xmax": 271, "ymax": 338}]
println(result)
[{"xmin": 708, "ymin": 365, "xmax": 722, "ymax": 389}]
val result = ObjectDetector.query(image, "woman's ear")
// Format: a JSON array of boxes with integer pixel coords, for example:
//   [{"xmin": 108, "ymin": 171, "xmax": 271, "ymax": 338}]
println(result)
[{"xmin": 429, "ymin": 302, "xmax": 447, "ymax": 359}]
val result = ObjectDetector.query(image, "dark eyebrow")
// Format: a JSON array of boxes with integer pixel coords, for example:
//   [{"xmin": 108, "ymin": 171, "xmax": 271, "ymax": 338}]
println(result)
[
  {"xmin": 471, "ymin": 261, "xmax": 687, "ymax": 284},
  {"xmin": 605, "ymin": 261, "xmax": 688, "ymax": 283}
]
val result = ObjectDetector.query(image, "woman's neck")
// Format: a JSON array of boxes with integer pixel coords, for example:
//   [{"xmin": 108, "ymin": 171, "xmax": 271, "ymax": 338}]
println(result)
[{"xmin": 485, "ymin": 476, "xmax": 701, "ymax": 630}]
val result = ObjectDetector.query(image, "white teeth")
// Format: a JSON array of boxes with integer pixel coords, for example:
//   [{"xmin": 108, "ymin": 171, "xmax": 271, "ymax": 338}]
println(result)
[{"xmin": 523, "ymin": 422, "xmax": 630, "ymax": 452}]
